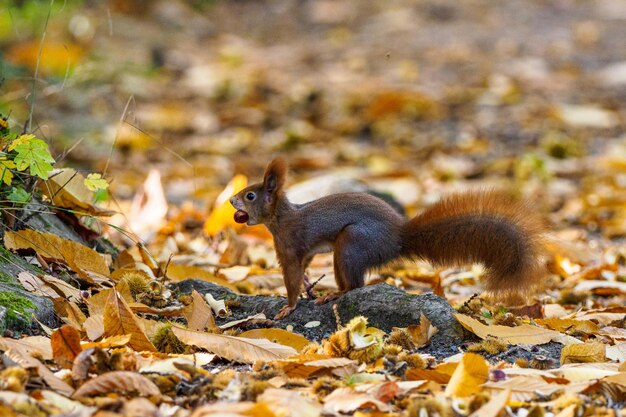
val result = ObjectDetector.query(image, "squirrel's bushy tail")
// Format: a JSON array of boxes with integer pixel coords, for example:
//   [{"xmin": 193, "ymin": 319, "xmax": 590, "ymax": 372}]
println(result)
[{"xmin": 400, "ymin": 190, "xmax": 546, "ymax": 301}]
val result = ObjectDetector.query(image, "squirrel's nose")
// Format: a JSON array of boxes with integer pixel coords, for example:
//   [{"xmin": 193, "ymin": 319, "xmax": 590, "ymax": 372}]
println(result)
[{"xmin": 229, "ymin": 197, "xmax": 235, "ymax": 205}]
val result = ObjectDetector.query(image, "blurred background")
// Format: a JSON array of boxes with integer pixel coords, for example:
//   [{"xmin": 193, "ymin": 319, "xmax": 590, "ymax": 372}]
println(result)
[{"xmin": 1, "ymin": 0, "xmax": 625, "ymax": 245}]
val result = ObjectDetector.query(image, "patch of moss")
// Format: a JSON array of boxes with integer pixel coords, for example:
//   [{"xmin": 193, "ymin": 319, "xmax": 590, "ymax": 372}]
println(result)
[
  {"xmin": 0, "ymin": 271, "xmax": 15, "ymax": 284},
  {"xmin": 0, "ymin": 291, "xmax": 35, "ymax": 327}
]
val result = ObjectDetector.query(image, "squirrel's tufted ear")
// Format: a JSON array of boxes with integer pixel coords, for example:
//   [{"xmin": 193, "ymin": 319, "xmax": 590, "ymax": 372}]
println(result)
[{"xmin": 263, "ymin": 157, "xmax": 287, "ymax": 194}]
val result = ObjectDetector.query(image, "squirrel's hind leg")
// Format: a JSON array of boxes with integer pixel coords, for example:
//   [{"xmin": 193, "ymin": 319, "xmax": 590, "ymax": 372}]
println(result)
[{"xmin": 316, "ymin": 226, "xmax": 369, "ymax": 304}]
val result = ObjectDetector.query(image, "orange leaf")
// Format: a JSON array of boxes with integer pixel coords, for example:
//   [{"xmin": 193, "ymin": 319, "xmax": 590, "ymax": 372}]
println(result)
[{"xmin": 50, "ymin": 325, "xmax": 82, "ymax": 369}]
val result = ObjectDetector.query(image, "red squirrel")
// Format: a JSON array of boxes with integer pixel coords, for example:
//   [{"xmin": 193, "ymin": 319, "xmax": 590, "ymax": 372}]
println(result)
[{"xmin": 230, "ymin": 158, "xmax": 546, "ymax": 319}]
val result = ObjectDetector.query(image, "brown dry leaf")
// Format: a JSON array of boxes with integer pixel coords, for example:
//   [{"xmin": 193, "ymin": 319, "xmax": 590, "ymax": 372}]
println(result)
[
  {"xmin": 5, "ymin": 229, "xmax": 109, "ymax": 277},
  {"xmin": 16, "ymin": 272, "xmax": 65, "ymax": 301},
  {"xmin": 536, "ymin": 318, "xmax": 600, "ymax": 334},
  {"xmin": 40, "ymin": 168, "xmax": 114, "ymax": 216},
  {"xmin": 482, "ymin": 375, "xmax": 590, "ymax": 401},
  {"xmin": 603, "ymin": 372, "xmax": 626, "ymax": 386},
  {"xmin": 0, "ymin": 336, "xmax": 53, "ymax": 360},
  {"xmin": 561, "ymin": 342, "xmax": 606, "ymax": 364},
  {"xmin": 83, "ymin": 314, "xmax": 104, "ymax": 341},
  {"xmin": 171, "ymin": 326, "xmax": 297, "ymax": 363},
  {"xmin": 322, "ymin": 387, "xmax": 391, "ymax": 414},
  {"xmin": 444, "ymin": 353, "xmax": 489, "ymax": 397},
  {"xmin": 3, "ymin": 348, "xmax": 73, "ymax": 396},
  {"xmin": 182, "ymin": 290, "xmax": 217, "ymax": 332},
  {"xmin": 56, "ymin": 300, "xmax": 88, "ymax": 328},
  {"xmin": 50, "ymin": 325, "xmax": 82, "ymax": 369},
  {"xmin": 257, "ymin": 388, "xmax": 322, "ymax": 417},
  {"xmin": 103, "ymin": 289, "xmax": 157, "ymax": 352},
  {"xmin": 276, "ymin": 355, "xmax": 357, "ymax": 378},
  {"xmin": 468, "ymin": 388, "xmax": 510, "ymax": 417},
  {"xmin": 454, "ymin": 314, "xmax": 561, "ymax": 345},
  {"xmin": 405, "ymin": 312, "xmax": 436, "ymax": 348},
  {"xmin": 72, "ymin": 370, "xmax": 161, "ymax": 399},
  {"xmin": 239, "ymin": 328, "xmax": 310, "ymax": 352}
]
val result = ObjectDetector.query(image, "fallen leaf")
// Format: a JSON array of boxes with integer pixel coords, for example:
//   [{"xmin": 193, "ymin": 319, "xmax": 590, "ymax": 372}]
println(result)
[
  {"xmin": 103, "ymin": 290, "xmax": 157, "ymax": 352},
  {"xmin": 171, "ymin": 326, "xmax": 297, "ymax": 363},
  {"xmin": 606, "ymin": 342, "xmax": 626, "ymax": 362},
  {"xmin": 204, "ymin": 174, "xmax": 248, "ymax": 236},
  {"xmin": 536, "ymin": 318, "xmax": 599, "ymax": 334},
  {"xmin": 257, "ymin": 388, "xmax": 322, "ymax": 417},
  {"xmin": 276, "ymin": 355, "xmax": 357, "ymax": 378},
  {"xmin": 50, "ymin": 325, "xmax": 82, "ymax": 369},
  {"xmin": 444, "ymin": 353, "xmax": 488, "ymax": 397},
  {"xmin": 322, "ymin": 387, "xmax": 391, "ymax": 414},
  {"xmin": 5, "ymin": 229, "xmax": 110, "ymax": 277},
  {"xmin": 468, "ymin": 388, "xmax": 510, "ymax": 417},
  {"xmin": 183, "ymin": 289, "xmax": 217, "ymax": 331},
  {"xmin": 561, "ymin": 342, "xmax": 606, "ymax": 364},
  {"xmin": 405, "ymin": 368, "xmax": 451, "ymax": 384},
  {"xmin": 3, "ymin": 348, "xmax": 73, "ymax": 396},
  {"xmin": 454, "ymin": 314, "xmax": 561, "ymax": 345},
  {"xmin": 72, "ymin": 370, "xmax": 161, "ymax": 399},
  {"xmin": 239, "ymin": 328, "xmax": 310, "ymax": 352},
  {"xmin": 0, "ymin": 336, "xmax": 53, "ymax": 360}
]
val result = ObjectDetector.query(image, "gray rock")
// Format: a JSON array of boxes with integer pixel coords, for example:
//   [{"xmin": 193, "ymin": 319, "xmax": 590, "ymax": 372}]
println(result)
[{"xmin": 170, "ymin": 280, "xmax": 464, "ymax": 349}]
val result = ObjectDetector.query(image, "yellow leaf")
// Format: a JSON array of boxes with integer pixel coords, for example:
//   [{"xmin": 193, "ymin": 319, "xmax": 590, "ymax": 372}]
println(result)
[
  {"xmin": 171, "ymin": 326, "xmax": 297, "ymax": 363},
  {"xmin": 8, "ymin": 134, "xmax": 34, "ymax": 151},
  {"xmin": 0, "ymin": 157, "xmax": 15, "ymax": 186},
  {"xmin": 103, "ymin": 290, "xmax": 157, "ymax": 352},
  {"xmin": 454, "ymin": 314, "xmax": 561, "ymax": 345},
  {"xmin": 561, "ymin": 342, "xmax": 606, "ymax": 364},
  {"xmin": 4, "ymin": 229, "xmax": 110, "ymax": 277},
  {"xmin": 84, "ymin": 173, "xmax": 109, "ymax": 192},
  {"xmin": 239, "ymin": 328, "xmax": 311, "ymax": 352},
  {"xmin": 204, "ymin": 174, "xmax": 248, "ymax": 236},
  {"xmin": 444, "ymin": 353, "xmax": 489, "ymax": 397}
]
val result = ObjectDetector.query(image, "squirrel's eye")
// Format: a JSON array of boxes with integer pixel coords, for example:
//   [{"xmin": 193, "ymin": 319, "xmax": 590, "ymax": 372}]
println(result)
[{"xmin": 245, "ymin": 192, "xmax": 256, "ymax": 201}]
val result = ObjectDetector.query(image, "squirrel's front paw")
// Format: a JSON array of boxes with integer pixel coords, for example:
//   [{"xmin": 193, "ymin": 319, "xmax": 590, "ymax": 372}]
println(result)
[{"xmin": 274, "ymin": 305, "xmax": 295, "ymax": 320}]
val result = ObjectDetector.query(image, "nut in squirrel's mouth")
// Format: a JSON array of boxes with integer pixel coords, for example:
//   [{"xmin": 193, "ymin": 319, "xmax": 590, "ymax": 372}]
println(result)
[{"xmin": 234, "ymin": 210, "xmax": 249, "ymax": 224}]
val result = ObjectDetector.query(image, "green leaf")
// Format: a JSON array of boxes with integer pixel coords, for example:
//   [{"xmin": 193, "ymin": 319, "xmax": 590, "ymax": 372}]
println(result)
[
  {"xmin": 84, "ymin": 173, "xmax": 109, "ymax": 192},
  {"xmin": 12, "ymin": 137, "xmax": 55, "ymax": 180},
  {"xmin": 93, "ymin": 187, "xmax": 109, "ymax": 204},
  {"xmin": 7, "ymin": 187, "xmax": 31, "ymax": 204},
  {"xmin": 0, "ymin": 157, "xmax": 16, "ymax": 186}
]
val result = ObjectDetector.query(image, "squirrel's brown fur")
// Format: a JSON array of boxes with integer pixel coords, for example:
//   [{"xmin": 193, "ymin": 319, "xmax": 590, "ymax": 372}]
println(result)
[{"xmin": 230, "ymin": 158, "xmax": 546, "ymax": 319}]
